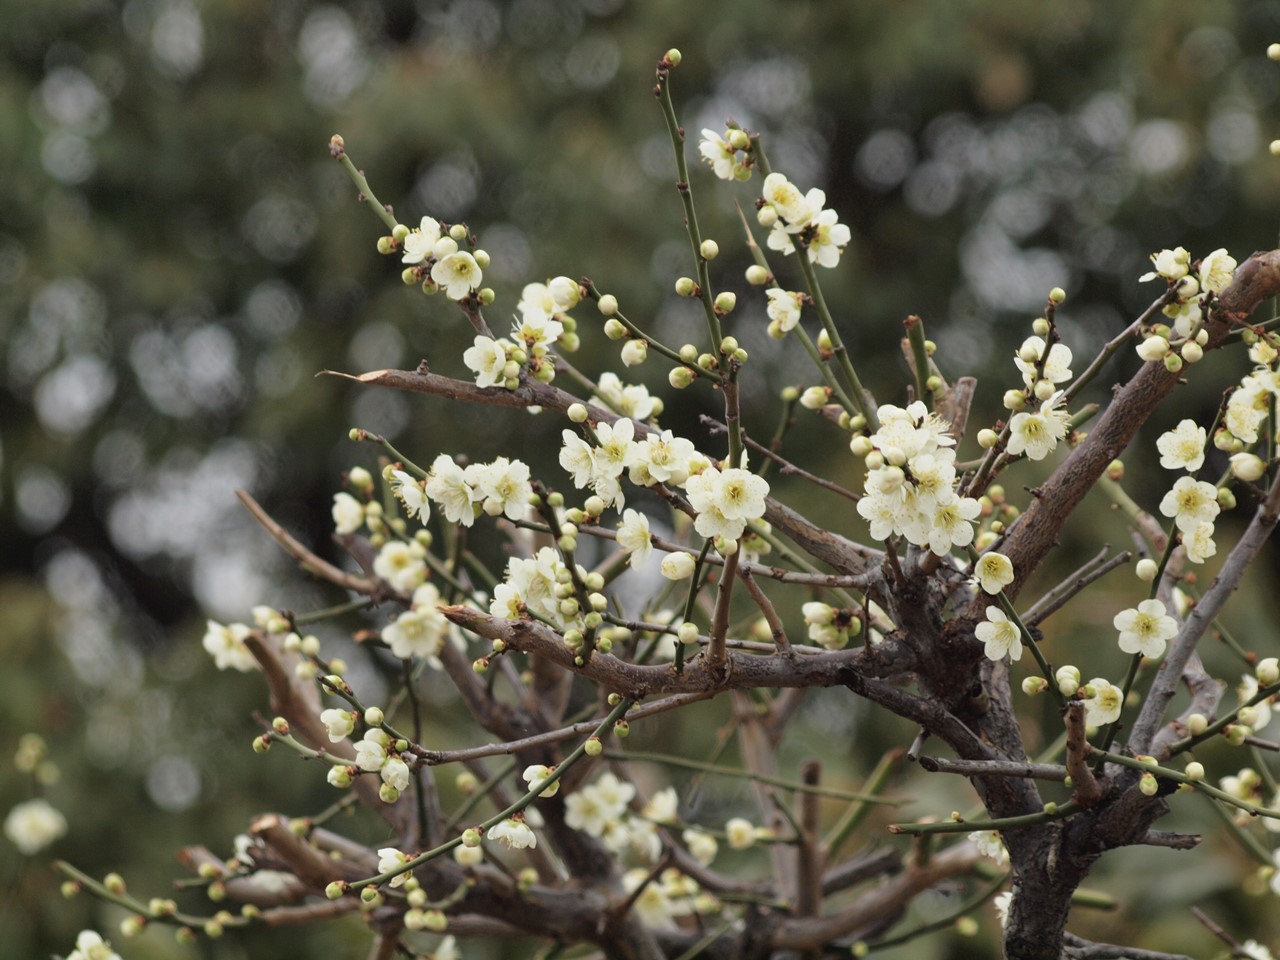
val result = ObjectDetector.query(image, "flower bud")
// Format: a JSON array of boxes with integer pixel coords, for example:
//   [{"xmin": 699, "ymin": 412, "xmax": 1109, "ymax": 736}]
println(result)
[
  {"xmin": 669, "ymin": 367, "xmax": 695, "ymax": 389},
  {"xmin": 1230, "ymin": 453, "xmax": 1266, "ymax": 482},
  {"xmin": 1181, "ymin": 342, "xmax": 1203, "ymax": 364},
  {"xmin": 584, "ymin": 736, "xmax": 603, "ymax": 757},
  {"xmin": 756, "ymin": 205, "xmax": 778, "ymax": 227},
  {"xmin": 714, "ymin": 292, "xmax": 737, "ymax": 314},
  {"xmin": 1258, "ymin": 658, "xmax": 1280, "ymax": 686},
  {"xmin": 325, "ymin": 881, "xmax": 347, "ymax": 900},
  {"xmin": 614, "ymin": 719, "xmax": 630, "ymax": 738},
  {"xmin": 976, "ymin": 428, "xmax": 999, "ymax": 449},
  {"xmin": 1139, "ymin": 773, "xmax": 1158, "ymax": 796},
  {"xmin": 665, "ymin": 48, "xmax": 682, "ymax": 66},
  {"xmin": 1136, "ymin": 336, "xmax": 1169, "ymax": 362},
  {"xmin": 604, "ymin": 318, "xmax": 627, "ymax": 340},
  {"xmin": 377, "ymin": 236, "xmax": 396, "ymax": 255},
  {"xmin": 745, "ymin": 264, "xmax": 769, "ymax": 285},
  {"xmin": 1032, "ymin": 317, "xmax": 1051, "ymax": 336},
  {"xmin": 674, "ymin": 277, "xmax": 696, "ymax": 297},
  {"xmin": 1002, "ymin": 389, "xmax": 1026, "ymax": 411},
  {"xmin": 1184, "ymin": 761, "xmax": 1205, "ymax": 781},
  {"xmin": 700, "ymin": 239, "xmax": 720, "ymax": 260},
  {"xmin": 1022, "ymin": 676, "xmax": 1049, "ymax": 696},
  {"xmin": 800, "ymin": 386, "xmax": 829, "ymax": 409},
  {"xmin": 1135, "ymin": 558, "xmax": 1158, "ymax": 582},
  {"xmin": 598, "ymin": 294, "xmax": 619, "ymax": 316},
  {"xmin": 1186, "ymin": 713, "xmax": 1208, "ymax": 736},
  {"xmin": 1163, "ymin": 353, "xmax": 1184, "ymax": 373},
  {"xmin": 1217, "ymin": 487, "xmax": 1236, "ymax": 510},
  {"xmin": 620, "ymin": 339, "xmax": 648, "ymax": 367}
]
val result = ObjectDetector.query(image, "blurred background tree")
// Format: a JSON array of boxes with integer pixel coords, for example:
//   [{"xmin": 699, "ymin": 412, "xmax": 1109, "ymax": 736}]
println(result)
[{"xmin": 5, "ymin": 1, "xmax": 1280, "ymax": 957}]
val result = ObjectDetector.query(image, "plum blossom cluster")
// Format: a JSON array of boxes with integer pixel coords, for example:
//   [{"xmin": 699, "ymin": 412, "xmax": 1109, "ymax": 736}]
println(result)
[
  {"xmin": 854, "ymin": 401, "xmax": 982, "ymax": 556},
  {"xmin": 559, "ymin": 416, "xmax": 767, "ymax": 547},
  {"xmin": 462, "ymin": 278, "xmax": 582, "ymax": 389},
  {"xmin": 397, "ymin": 215, "xmax": 487, "ymax": 302},
  {"xmin": 698, "ymin": 126, "xmax": 753, "ymax": 181},
  {"xmin": 1136, "ymin": 246, "xmax": 1236, "ymax": 369},
  {"xmin": 757, "ymin": 172, "xmax": 851, "ymax": 268}
]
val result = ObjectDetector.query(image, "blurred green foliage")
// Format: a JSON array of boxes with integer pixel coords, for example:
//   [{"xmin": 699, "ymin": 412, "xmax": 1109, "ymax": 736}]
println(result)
[{"xmin": 6, "ymin": 1, "xmax": 1280, "ymax": 957}]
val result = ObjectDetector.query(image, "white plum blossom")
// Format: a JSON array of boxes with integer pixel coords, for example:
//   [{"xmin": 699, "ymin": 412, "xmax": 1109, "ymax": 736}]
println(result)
[
  {"xmin": 401, "ymin": 216, "xmax": 443, "ymax": 264},
  {"xmin": 617, "ymin": 509, "xmax": 653, "ymax": 569},
  {"xmin": 1182, "ymin": 520, "xmax": 1218, "ymax": 564},
  {"xmin": 765, "ymin": 288, "xmax": 803, "ymax": 333},
  {"xmin": 512, "ymin": 310, "xmax": 563, "ymax": 351},
  {"xmin": 462, "ymin": 335, "xmax": 508, "ymax": 388},
  {"xmin": 202, "ymin": 620, "xmax": 258, "ymax": 672},
  {"xmin": 426, "ymin": 455, "xmax": 479, "ymax": 526},
  {"xmin": 1006, "ymin": 392, "xmax": 1071, "ymax": 461},
  {"xmin": 383, "ymin": 584, "xmax": 449, "ymax": 662},
  {"xmin": 380, "ymin": 756, "xmax": 411, "ymax": 793},
  {"xmin": 1156, "ymin": 419, "xmax": 1206, "ymax": 472},
  {"xmin": 927, "ymin": 496, "xmax": 981, "ymax": 556},
  {"xmin": 968, "ymin": 829, "xmax": 1007, "ymax": 866},
  {"xmin": 431, "ymin": 251, "xmax": 482, "ymax": 300},
  {"xmin": 725, "ymin": 816, "xmax": 757, "ymax": 850},
  {"xmin": 1140, "ymin": 247, "xmax": 1190, "ymax": 282},
  {"xmin": 373, "ymin": 541, "xmax": 428, "ymax": 594},
  {"xmin": 1158, "ymin": 476, "xmax": 1220, "ymax": 533},
  {"xmin": 4, "ymin": 798, "xmax": 68, "ymax": 854},
  {"xmin": 1083, "ymin": 678, "xmax": 1123, "ymax": 727},
  {"xmin": 629, "ymin": 430, "xmax": 696, "ymax": 487},
  {"xmin": 1240, "ymin": 940, "xmax": 1275, "ymax": 960},
  {"xmin": 471, "ymin": 457, "xmax": 532, "ymax": 520},
  {"xmin": 522, "ymin": 764, "xmax": 560, "ymax": 798},
  {"xmin": 487, "ymin": 815, "xmax": 537, "ymax": 849},
  {"xmin": 698, "ymin": 128, "xmax": 739, "ymax": 180},
  {"xmin": 319, "ymin": 708, "xmax": 355, "ymax": 743},
  {"xmin": 761, "ymin": 172, "xmax": 817, "ymax": 224},
  {"xmin": 1013, "ymin": 336, "xmax": 1073, "ymax": 391},
  {"xmin": 684, "ymin": 466, "xmax": 770, "ymax": 541},
  {"xmin": 1114, "ymin": 599, "xmax": 1177, "ymax": 659},
  {"xmin": 517, "ymin": 281, "xmax": 558, "ymax": 321},
  {"xmin": 378, "ymin": 847, "xmax": 413, "ymax": 886},
  {"xmin": 975, "ymin": 606, "xmax": 1022, "ymax": 662},
  {"xmin": 1239, "ymin": 674, "xmax": 1273, "ymax": 736},
  {"xmin": 565, "ymin": 772, "xmax": 635, "ymax": 837},
  {"xmin": 594, "ymin": 373, "xmax": 659, "ymax": 422},
  {"xmin": 67, "ymin": 931, "xmax": 122, "ymax": 960},
  {"xmin": 331, "ymin": 492, "xmax": 365, "ymax": 534},
  {"xmin": 558, "ymin": 430, "xmax": 596, "ymax": 488},
  {"xmin": 643, "ymin": 787, "xmax": 679, "ymax": 824},
  {"xmin": 683, "ymin": 828, "xmax": 718, "ymax": 866},
  {"xmin": 354, "ymin": 730, "xmax": 390, "ymax": 772},
  {"xmin": 391, "ymin": 469, "xmax": 430, "ymax": 523},
  {"xmin": 972, "ymin": 552, "xmax": 1014, "ymax": 595},
  {"xmin": 623, "ymin": 868, "xmax": 677, "ymax": 927},
  {"xmin": 1198, "ymin": 247, "xmax": 1237, "ymax": 294}
]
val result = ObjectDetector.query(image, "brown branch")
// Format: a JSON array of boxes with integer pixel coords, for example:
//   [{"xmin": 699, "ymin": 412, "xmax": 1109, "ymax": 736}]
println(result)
[
  {"xmin": 1129, "ymin": 473, "xmax": 1280, "ymax": 756},
  {"xmin": 326, "ymin": 366, "xmax": 880, "ymax": 577},
  {"xmin": 739, "ymin": 567, "xmax": 790, "ymax": 654},
  {"xmin": 408, "ymin": 691, "xmax": 714, "ymax": 767},
  {"xmin": 443, "ymin": 604, "xmax": 916, "ymax": 702},
  {"xmin": 772, "ymin": 841, "xmax": 981, "ymax": 950},
  {"xmin": 992, "ymin": 249, "xmax": 1280, "ymax": 606},
  {"xmin": 1023, "ymin": 548, "xmax": 1131, "ymax": 627},
  {"xmin": 795, "ymin": 761, "xmax": 823, "ymax": 918},
  {"xmin": 1064, "ymin": 703, "xmax": 1104, "ymax": 808},
  {"xmin": 251, "ymin": 813, "xmax": 349, "ymax": 889},
  {"xmin": 916, "ymin": 756, "xmax": 1067, "ymax": 781},
  {"xmin": 236, "ymin": 489, "xmax": 389, "ymax": 598}
]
